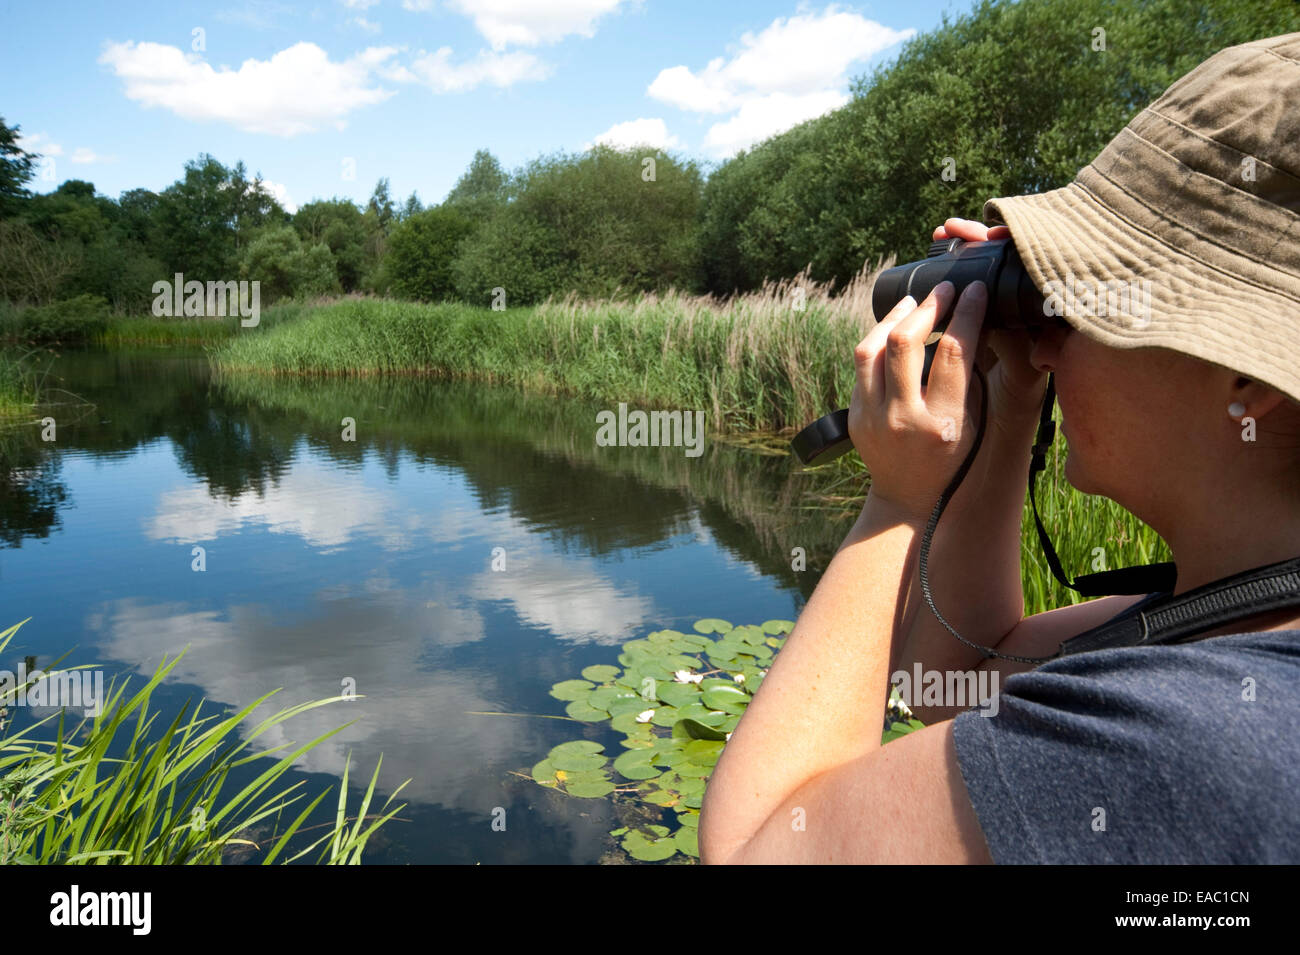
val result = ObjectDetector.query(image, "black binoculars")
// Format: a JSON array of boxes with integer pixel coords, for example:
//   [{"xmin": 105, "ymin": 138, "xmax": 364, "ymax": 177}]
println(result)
[{"xmin": 790, "ymin": 236, "xmax": 1057, "ymax": 465}]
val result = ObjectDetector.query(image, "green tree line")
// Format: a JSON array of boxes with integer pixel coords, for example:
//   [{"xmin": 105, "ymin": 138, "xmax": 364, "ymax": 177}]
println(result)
[{"xmin": 1, "ymin": 0, "xmax": 1294, "ymax": 318}]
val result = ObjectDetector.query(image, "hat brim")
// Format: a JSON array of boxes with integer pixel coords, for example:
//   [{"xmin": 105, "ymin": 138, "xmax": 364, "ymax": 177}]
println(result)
[{"xmin": 985, "ymin": 180, "xmax": 1300, "ymax": 406}]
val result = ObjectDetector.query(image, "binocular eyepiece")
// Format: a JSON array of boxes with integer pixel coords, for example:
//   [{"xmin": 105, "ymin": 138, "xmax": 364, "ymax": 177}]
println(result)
[{"xmin": 791, "ymin": 236, "xmax": 1054, "ymax": 466}]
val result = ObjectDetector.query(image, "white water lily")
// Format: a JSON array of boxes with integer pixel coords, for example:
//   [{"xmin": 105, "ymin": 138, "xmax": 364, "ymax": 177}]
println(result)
[
  {"xmin": 673, "ymin": 669, "xmax": 703, "ymax": 684},
  {"xmin": 725, "ymin": 732, "xmax": 733, "ymax": 741},
  {"xmin": 635, "ymin": 709, "xmax": 655, "ymax": 723},
  {"xmin": 733, "ymin": 673, "xmax": 745, "ymax": 683}
]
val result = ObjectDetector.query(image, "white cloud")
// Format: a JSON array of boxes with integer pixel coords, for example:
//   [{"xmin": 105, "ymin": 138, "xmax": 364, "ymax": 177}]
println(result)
[
  {"xmin": 99, "ymin": 40, "xmax": 398, "ymax": 136},
  {"xmin": 703, "ymin": 90, "xmax": 849, "ymax": 156},
  {"xmin": 349, "ymin": 16, "xmax": 381, "ymax": 33},
  {"xmin": 647, "ymin": 6, "xmax": 914, "ymax": 156},
  {"xmin": 258, "ymin": 178, "xmax": 297, "ymax": 213},
  {"xmin": 401, "ymin": 0, "xmax": 434, "ymax": 9},
  {"xmin": 69, "ymin": 147, "xmax": 113, "ymax": 164},
  {"xmin": 16, "ymin": 131, "xmax": 62, "ymax": 157},
  {"xmin": 342, "ymin": 0, "xmax": 379, "ymax": 8},
  {"xmin": 586, "ymin": 117, "xmax": 679, "ymax": 151},
  {"xmin": 400, "ymin": 47, "xmax": 550, "ymax": 93},
  {"xmin": 445, "ymin": 0, "xmax": 627, "ymax": 50}
]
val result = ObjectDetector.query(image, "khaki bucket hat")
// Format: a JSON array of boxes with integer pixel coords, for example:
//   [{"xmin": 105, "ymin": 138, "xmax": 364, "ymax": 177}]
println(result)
[{"xmin": 983, "ymin": 32, "xmax": 1300, "ymax": 405}]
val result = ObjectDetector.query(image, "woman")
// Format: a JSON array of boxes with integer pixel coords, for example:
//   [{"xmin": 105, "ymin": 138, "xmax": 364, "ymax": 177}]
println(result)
[{"xmin": 699, "ymin": 32, "xmax": 1300, "ymax": 864}]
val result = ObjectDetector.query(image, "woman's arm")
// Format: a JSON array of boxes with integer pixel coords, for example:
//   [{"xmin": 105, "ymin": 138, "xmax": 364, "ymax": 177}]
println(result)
[{"xmin": 700, "ymin": 277, "xmax": 992, "ymax": 864}]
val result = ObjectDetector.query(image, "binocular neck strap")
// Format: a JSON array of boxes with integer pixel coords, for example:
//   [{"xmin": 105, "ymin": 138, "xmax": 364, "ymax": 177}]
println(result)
[{"xmin": 1027, "ymin": 373, "xmax": 1178, "ymax": 597}]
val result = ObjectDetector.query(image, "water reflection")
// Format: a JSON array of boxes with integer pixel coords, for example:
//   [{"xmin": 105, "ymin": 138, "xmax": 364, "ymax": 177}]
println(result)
[{"xmin": 0, "ymin": 349, "xmax": 858, "ymax": 862}]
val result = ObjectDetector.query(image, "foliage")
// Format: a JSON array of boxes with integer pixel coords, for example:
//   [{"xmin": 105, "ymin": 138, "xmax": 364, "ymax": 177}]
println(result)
[
  {"xmin": 696, "ymin": 0, "xmax": 1300, "ymax": 290},
  {"xmin": 151, "ymin": 154, "xmax": 287, "ymax": 278},
  {"xmin": 385, "ymin": 205, "xmax": 475, "ymax": 302},
  {"xmin": 0, "ymin": 619, "xmax": 406, "ymax": 864},
  {"xmin": 239, "ymin": 227, "xmax": 340, "ymax": 302},
  {"xmin": 453, "ymin": 145, "xmax": 704, "ymax": 305},
  {"xmin": 0, "ymin": 293, "xmax": 109, "ymax": 344},
  {"xmin": 443, "ymin": 148, "xmax": 509, "ymax": 226},
  {"xmin": 293, "ymin": 199, "xmax": 367, "ymax": 292},
  {"xmin": 0, "ymin": 116, "xmax": 38, "ymax": 218}
]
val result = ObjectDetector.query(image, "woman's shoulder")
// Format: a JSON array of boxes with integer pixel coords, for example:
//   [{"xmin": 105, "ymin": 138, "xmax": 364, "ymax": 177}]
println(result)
[{"xmin": 951, "ymin": 625, "xmax": 1300, "ymax": 862}]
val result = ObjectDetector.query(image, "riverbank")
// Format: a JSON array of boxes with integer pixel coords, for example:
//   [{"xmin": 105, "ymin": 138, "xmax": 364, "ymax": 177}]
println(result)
[{"xmin": 211, "ymin": 268, "xmax": 879, "ymax": 435}]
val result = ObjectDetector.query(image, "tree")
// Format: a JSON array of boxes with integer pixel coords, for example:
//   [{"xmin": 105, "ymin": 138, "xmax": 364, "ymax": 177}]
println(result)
[
  {"xmin": 444, "ymin": 149, "xmax": 509, "ymax": 225},
  {"xmin": 239, "ymin": 226, "xmax": 339, "ymax": 302},
  {"xmin": 0, "ymin": 116, "xmax": 37, "ymax": 219},
  {"xmin": 399, "ymin": 191, "xmax": 423, "ymax": 221},
  {"xmin": 293, "ymin": 198, "xmax": 366, "ymax": 291},
  {"xmin": 385, "ymin": 205, "xmax": 474, "ymax": 301},
  {"xmin": 152, "ymin": 154, "xmax": 285, "ymax": 278},
  {"xmin": 453, "ymin": 146, "xmax": 702, "ymax": 304}
]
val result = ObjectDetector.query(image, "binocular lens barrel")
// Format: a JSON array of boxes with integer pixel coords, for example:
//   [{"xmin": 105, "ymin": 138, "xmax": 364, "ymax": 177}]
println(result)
[{"xmin": 790, "ymin": 237, "xmax": 1044, "ymax": 466}]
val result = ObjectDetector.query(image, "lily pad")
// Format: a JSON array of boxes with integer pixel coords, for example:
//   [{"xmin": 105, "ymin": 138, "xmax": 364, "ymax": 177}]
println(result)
[
  {"xmin": 662, "ymin": 653, "xmax": 704, "ymax": 670},
  {"xmin": 567, "ymin": 779, "xmax": 617, "ymax": 798},
  {"xmin": 548, "ymin": 740, "xmax": 604, "ymax": 757},
  {"xmin": 761, "ymin": 619, "xmax": 794, "ymax": 635},
  {"xmin": 644, "ymin": 788, "xmax": 679, "ymax": 807},
  {"xmin": 613, "ymin": 750, "xmax": 661, "ymax": 780},
  {"xmin": 656, "ymin": 682, "xmax": 700, "ymax": 708},
  {"xmin": 549, "ymin": 679, "xmax": 595, "ymax": 701},
  {"xmin": 622, "ymin": 828, "xmax": 678, "ymax": 862},
  {"xmin": 684, "ymin": 739, "xmax": 724, "ymax": 765},
  {"xmin": 581, "ymin": 664, "xmax": 620, "ymax": 683},
  {"xmin": 672, "ymin": 718, "xmax": 729, "ymax": 741},
  {"xmin": 674, "ymin": 826, "xmax": 699, "ymax": 858},
  {"xmin": 589, "ymin": 686, "xmax": 635, "ymax": 710},
  {"xmin": 608, "ymin": 695, "xmax": 653, "ymax": 717},
  {"xmin": 676, "ymin": 811, "xmax": 700, "ymax": 829},
  {"xmin": 610, "ymin": 711, "xmax": 649, "ymax": 734},
  {"xmin": 693, "ymin": 618, "xmax": 733, "ymax": 634},
  {"xmin": 649, "ymin": 705, "xmax": 681, "ymax": 727},
  {"xmin": 701, "ymin": 685, "xmax": 749, "ymax": 711},
  {"xmin": 531, "ymin": 758, "xmax": 559, "ymax": 784},
  {"xmin": 550, "ymin": 751, "xmax": 607, "ymax": 773},
  {"xmin": 565, "ymin": 700, "xmax": 608, "ymax": 722}
]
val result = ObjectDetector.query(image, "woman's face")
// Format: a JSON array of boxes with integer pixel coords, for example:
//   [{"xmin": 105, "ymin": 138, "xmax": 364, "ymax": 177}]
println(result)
[{"xmin": 1027, "ymin": 321, "xmax": 1211, "ymax": 520}]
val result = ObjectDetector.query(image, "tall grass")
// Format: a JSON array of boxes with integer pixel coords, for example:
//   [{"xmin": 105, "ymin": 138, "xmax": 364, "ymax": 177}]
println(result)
[
  {"xmin": 0, "ymin": 620, "xmax": 406, "ymax": 864},
  {"xmin": 96, "ymin": 301, "xmax": 318, "ymax": 347},
  {"xmin": 0, "ymin": 349, "xmax": 41, "ymax": 421},
  {"xmin": 214, "ymin": 261, "xmax": 892, "ymax": 433}
]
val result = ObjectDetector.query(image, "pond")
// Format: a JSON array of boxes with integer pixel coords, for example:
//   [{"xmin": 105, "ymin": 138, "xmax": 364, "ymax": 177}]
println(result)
[{"xmin": 0, "ymin": 349, "xmax": 856, "ymax": 863}]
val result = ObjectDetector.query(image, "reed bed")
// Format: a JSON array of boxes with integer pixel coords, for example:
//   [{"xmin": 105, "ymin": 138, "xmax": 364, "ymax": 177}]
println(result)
[{"xmin": 213, "ymin": 260, "xmax": 893, "ymax": 434}]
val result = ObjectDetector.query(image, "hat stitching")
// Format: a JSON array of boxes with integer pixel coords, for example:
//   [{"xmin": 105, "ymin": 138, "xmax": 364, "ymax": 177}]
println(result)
[
  {"xmin": 1083, "ymin": 124, "xmax": 1300, "ymax": 280},
  {"xmin": 1056, "ymin": 178, "xmax": 1300, "ymax": 308},
  {"xmin": 1258, "ymin": 47, "xmax": 1300, "ymax": 68},
  {"xmin": 1263, "ymin": 216, "xmax": 1300, "ymax": 264},
  {"xmin": 1141, "ymin": 105, "xmax": 1300, "ymax": 190}
]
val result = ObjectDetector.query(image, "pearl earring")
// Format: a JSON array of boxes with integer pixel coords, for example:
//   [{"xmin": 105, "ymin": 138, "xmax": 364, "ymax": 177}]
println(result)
[{"xmin": 1228, "ymin": 401, "xmax": 1246, "ymax": 419}]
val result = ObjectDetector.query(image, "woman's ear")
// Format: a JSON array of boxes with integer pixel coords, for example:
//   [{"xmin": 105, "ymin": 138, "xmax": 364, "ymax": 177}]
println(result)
[{"xmin": 1231, "ymin": 377, "xmax": 1290, "ymax": 421}]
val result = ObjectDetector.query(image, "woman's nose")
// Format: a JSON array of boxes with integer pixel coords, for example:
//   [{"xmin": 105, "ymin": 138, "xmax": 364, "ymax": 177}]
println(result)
[{"xmin": 1030, "ymin": 323, "xmax": 1068, "ymax": 373}]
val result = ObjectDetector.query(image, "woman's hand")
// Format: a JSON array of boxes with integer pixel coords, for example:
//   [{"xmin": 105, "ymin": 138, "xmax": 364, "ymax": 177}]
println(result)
[
  {"xmin": 848, "ymin": 279, "xmax": 989, "ymax": 519},
  {"xmin": 934, "ymin": 218, "xmax": 1049, "ymax": 430}
]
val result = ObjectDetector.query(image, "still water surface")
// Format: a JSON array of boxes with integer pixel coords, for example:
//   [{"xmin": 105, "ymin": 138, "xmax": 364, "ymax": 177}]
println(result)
[{"xmin": 1, "ymin": 350, "xmax": 845, "ymax": 863}]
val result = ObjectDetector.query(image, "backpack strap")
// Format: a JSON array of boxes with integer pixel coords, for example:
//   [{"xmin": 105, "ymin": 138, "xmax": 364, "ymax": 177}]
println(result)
[{"xmin": 1060, "ymin": 555, "xmax": 1300, "ymax": 656}]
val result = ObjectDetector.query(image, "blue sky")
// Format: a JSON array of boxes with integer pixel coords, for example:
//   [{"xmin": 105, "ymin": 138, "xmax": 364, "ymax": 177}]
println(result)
[{"xmin": 2, "ymin": 0, "xmax": 979, "ymax": 212}]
